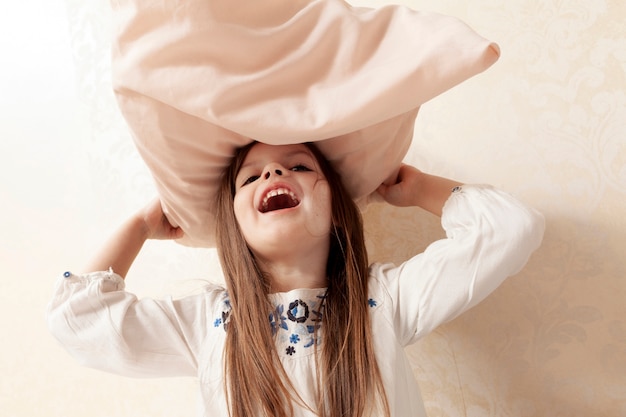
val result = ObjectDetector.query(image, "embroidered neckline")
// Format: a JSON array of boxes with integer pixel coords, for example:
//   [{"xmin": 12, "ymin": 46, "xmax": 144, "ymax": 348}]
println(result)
[{"xmin": 213, "ymin": 288, "xmax": 379, "ymax": 359}]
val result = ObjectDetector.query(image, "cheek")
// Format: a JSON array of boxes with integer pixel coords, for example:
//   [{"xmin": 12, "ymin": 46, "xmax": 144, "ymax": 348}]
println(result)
[
  {"xmin": 307, "ymin": 181, "xmax": 332, "ymax": 235},
  {"xmin": 232, "ymin": 196, "xmax": 255, "ymax": 247},
  {"xmin": 314, "ymin": 181, "xmax": 332, "ymax": 212},
  {"xmin": 232, "ymin": 193, "xmax": 249, "ymax": 227}
]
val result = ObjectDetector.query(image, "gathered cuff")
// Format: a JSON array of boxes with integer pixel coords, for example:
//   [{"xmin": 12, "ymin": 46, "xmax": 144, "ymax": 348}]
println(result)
[{"xmin": 58, "ymin": 268, "xmax": 126, "ymax": 292}]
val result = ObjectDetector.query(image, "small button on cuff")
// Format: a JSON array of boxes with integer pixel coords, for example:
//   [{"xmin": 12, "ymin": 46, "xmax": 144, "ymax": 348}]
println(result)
[{"xmin": 63, "ymin": 271, "xmax": 71, "ymax": 278}]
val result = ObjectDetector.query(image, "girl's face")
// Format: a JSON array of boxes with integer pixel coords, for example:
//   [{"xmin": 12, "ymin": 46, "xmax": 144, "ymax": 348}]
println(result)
[{"xmin": 233, "ymin": 143, "xmax": 332, "ymax": 260}]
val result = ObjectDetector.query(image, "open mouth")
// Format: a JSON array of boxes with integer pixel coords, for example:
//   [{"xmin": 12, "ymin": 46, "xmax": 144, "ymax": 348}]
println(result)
[{"xmin": 259, "ymin": 188, "xmax": 300, "ymax": 213}]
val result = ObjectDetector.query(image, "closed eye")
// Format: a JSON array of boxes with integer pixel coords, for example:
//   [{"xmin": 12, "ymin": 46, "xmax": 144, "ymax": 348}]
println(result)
[
  {"xmin": 291, "ymin": 164, "xmax": 312, "ymax": 172},
  {"xmin": 242, "ymin": 175, "xmax": 260, "ymax": 186}
]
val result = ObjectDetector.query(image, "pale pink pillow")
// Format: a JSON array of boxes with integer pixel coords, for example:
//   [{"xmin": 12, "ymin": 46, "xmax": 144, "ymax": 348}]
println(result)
[{"xmin": 111, "ymin": 0, "xmax": 500, "ymax": 247}]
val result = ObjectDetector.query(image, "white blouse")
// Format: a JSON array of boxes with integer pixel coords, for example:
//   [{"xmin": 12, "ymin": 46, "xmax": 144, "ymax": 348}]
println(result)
[{"xmin": 47, "ymin": 185, "xmax": 545, "ymax": 416}]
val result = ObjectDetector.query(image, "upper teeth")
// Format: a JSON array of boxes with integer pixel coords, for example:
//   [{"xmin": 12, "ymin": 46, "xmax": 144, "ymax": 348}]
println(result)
[{"xmin": 261, "ymin": 188, "xmax": 298, "ymax": 211}]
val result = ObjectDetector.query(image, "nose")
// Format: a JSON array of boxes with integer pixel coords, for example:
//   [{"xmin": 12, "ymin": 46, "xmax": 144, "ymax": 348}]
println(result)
[{"xmin": 263, "ymin": 165, "xmax": 283, "ymax": 180}]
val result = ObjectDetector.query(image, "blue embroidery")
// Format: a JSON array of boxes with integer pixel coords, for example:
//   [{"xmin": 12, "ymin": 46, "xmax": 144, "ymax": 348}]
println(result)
[
  {"xmin": 289, "ymin": 334, "xmax": 300, "ymax": 344},
  {"xmin": 221, "ymin": 311, "xmax": 231, "ymax": 332},
  {"xmin": 269, "ymin": 304, "xmax": 289, "ymax": 335},
  {"xmin": 214, "ymin": 293, "xmax": 232, "ymax": 332},
  {"xmin": 287, "ymin": 299, "xmax": 309, "ymax": 323},
  {"xmin": 368, "ymin": 298, "xmax": 377, "ymax": 307}
]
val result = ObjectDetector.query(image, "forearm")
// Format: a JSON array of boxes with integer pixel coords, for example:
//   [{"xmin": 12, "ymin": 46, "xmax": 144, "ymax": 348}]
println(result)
[
  {"xmin": 80, "ymin": 198, "xmax": 183, "ymax": 277},
  {"xmin": 83, "ymin": 214, "xmax": 148, "ymax": 278},
  {"xmin": 412, "ymin": 173, "xmax": 462, "ymax": 217}
]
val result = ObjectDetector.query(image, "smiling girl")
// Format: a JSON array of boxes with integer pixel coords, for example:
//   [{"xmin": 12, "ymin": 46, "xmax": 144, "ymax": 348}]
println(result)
[{"xmin": 47, "ymin": 141, "xmax": 544, "ymax": 417}]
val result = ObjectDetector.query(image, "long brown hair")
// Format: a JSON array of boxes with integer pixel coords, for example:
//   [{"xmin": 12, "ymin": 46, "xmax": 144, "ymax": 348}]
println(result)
[{"xmin": 215, "ymin": 142, "xmax": 390, "ymax": 417}]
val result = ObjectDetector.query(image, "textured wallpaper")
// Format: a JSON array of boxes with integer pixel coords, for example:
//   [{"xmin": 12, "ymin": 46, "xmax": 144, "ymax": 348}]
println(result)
[
  {"xmin": 378, "ymin": 2, "xmax": 626, "ymax": 416},
  {"xmin": 6, "ymin": 0, "xmax": 623, "ymax": 416}
]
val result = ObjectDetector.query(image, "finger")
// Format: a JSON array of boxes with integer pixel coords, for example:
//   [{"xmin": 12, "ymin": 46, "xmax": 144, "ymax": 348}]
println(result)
[
  {"xmin": 171, "ymin": 227, "xmax": 184, "ymax": 240},
  {"xmin": 376, "ymin": 183, "xmax": 389, "ymax": 198},
  {"xmin": 394, "ymin": 163, "xmax": 407, "ymax": 176}
]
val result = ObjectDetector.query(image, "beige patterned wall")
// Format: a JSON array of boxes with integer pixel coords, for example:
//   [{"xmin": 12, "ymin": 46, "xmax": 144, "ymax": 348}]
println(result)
[
  {"xmin": 1, "ymin": 0, "xmax": 624, "ymax": 416},
  {"xmin": 360, "ymin": 1, "xmax": 626, "ymax": 416}
]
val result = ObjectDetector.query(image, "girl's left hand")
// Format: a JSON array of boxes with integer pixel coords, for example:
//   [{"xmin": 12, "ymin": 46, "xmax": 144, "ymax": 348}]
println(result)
[
  {"xmin": 377, "ymin": 164, "xmax": 462, "ymax": 217},
  {"xmin": 376, "ymin": 164, "xmax": 423, "ymax": 207}
]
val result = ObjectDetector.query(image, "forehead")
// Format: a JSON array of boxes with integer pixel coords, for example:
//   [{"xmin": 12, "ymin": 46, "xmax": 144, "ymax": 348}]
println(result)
[{"xmin": 240, "ymin": 143, "xmax": 315, "ymax": 168}]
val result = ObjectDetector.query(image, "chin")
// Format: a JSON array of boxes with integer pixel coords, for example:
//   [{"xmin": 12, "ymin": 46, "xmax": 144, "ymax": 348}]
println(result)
[{"xmin": 249, "ymin": 232, "xmax": 329, "ymax": 258}]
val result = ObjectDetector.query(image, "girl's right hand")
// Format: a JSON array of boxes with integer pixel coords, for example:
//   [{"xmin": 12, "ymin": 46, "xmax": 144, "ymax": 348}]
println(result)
[
  {"xmin": 138, "ymin": 198, "xmax": 184, "ymax": 241},
  {"xmin": 82, "ymin": 198, "xmax": 183, "ymax": 277}
]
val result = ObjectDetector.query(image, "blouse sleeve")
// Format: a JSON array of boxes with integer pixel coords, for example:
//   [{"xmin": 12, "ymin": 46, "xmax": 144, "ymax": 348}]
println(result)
[
  {"xmin": 371, "ymin": 185, "xmax": 545, "ymax": 346},
  {"xmin": 46, "ymin": 269, "xmax": 224, "ymax": 378}
]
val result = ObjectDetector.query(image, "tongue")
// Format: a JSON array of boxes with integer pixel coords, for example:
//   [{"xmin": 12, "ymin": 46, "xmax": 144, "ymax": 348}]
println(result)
[{"xmin": 266, "ymin": 194, "xmax": 298, "ymax": 212}]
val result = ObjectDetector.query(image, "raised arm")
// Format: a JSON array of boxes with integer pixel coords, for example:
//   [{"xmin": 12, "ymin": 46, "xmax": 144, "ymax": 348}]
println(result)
[
  {"xmin": 83, "ymin": 198, "xmax": 184, "ymax": 277},
  {"xmin": 372, "ymin": 164, "xmax": 545, "ymax": 345},
  {"xmin": 46, "ymin": 199, "xmax": 215, "ymax": 378},
  {"xmin": 376, "ymin": 164, "xmax": 462, "ymax": 216}
]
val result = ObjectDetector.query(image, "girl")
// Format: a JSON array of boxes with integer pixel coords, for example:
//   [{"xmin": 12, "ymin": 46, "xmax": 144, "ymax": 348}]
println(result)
[{"xmin": 47, "ymin": 141, "xmax": 544, "ymax": 417}]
